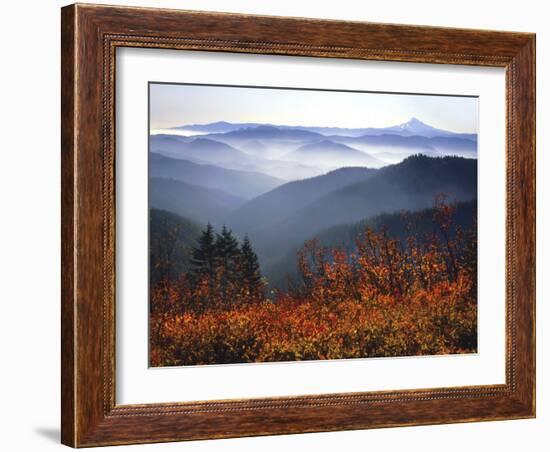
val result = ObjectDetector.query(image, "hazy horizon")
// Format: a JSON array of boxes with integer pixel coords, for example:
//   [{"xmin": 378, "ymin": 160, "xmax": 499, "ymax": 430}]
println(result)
[{"xmin": 150, "ymin": 83, "xmax": 478, "ymax": 133}]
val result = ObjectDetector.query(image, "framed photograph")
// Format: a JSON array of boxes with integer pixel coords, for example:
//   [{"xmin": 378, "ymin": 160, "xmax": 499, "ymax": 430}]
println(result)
[{"xmin": 61, "ymin": 4, "xmax": 536, "ymax": 447}]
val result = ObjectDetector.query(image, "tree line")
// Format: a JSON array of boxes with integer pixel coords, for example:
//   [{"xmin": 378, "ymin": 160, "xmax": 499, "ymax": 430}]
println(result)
[{"xmin": 190, "ymin": 223, "xmax": 264, "ymax": 302}]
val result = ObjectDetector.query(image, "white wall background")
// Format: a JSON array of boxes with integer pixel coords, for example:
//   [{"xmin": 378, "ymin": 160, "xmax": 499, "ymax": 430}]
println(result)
[{"xmin": 0, "ymin": 1, "xmax": 545, "ymax": 450}]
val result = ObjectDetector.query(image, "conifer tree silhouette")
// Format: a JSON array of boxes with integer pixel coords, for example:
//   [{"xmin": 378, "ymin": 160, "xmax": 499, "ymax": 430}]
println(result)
[
  {"xmin": 190, "ymin": 222, "xmax": 217, "ymax": 277},
  {"xmin": 215, "ymin": 225, "xmax": 241, "ymax": 277},
  {"xmin": 240, "ymin": 234, "xmax": 263, "ymax": 299}
]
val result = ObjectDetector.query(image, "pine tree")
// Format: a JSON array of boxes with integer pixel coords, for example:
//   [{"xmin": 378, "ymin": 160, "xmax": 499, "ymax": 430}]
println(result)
[
  {"xmin": 190, "ymin": 223, "xmax": 217, "ymax": 277},
  {"xmin": 212, "ymin": 225, "xmax": 242, "ymax": 305},
  {"xmin": 240, "ymin": 234, "xmax": 264, "ymax": 300},
  {"xmin": 215, "ymin": 225, "xmax": 241, "ymax": 277}
]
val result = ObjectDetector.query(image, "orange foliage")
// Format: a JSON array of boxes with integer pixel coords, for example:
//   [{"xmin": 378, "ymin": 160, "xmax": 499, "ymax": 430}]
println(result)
[{"xmin": 150, "ymin": 196, "xmax": 477, "ymax": 366}]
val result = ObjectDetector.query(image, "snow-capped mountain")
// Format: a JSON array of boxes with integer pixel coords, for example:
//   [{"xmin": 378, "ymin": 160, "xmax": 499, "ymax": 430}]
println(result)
[
  {"xmin": 380, "ymin": 117, "xmax": 474, "ymax": 139},
  {"xmin": 389, "ymin": 117, "xmax": 446, "ymax": 136},
  {"xmin": 166, "ymin": 118, "xmax": 476, "ymax": 141}
]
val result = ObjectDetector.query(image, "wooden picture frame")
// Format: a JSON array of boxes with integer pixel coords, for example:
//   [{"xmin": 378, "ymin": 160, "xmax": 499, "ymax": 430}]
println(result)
[{"xmin": 61, "ymin": 3, "xmax": 535, "ymax": 447}]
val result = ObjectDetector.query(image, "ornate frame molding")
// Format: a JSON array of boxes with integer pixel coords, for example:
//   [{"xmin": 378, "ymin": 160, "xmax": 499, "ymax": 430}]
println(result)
[{"xmin": 62, "ymin": 4, "xmax": 535, "ymax": 447}]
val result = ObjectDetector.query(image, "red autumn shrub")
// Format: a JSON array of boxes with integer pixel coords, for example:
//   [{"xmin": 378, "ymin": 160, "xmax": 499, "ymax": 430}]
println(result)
[{"xmin": 150, "ymin": 196, "xmax": 477, "ymax": 366}]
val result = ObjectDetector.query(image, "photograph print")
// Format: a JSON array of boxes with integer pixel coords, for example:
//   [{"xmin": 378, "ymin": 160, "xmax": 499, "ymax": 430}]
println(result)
[{"xmin": 148, "ymin": 83, "xmax": 478, "ymax": 367}]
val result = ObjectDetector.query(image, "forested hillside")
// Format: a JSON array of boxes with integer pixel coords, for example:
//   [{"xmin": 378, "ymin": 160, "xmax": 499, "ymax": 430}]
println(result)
[{"xmin": 148, "ymin": 115, "xmax": 479, "ymax": 366}]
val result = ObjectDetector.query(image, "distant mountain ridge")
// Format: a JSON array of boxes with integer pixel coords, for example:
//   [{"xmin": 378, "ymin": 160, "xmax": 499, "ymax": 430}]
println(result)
[
  {"xmin": 287, "ymin": 140, "xmax": 385, "ymax": 168},
  {"xmin": 150, "ymin": 133, "xmax": 330, "ymax": 181},
  {"xmin": 150, "ymin": 153, "xmax": 285, "ymax": 199},
  {"xmin": 227, "ymin": 166, "xmax": 378, "ymax": 234},
  {"xmin": 150, "ymin": 135, "xmax": 248, "ymax": 164},
  {"xmin": 168, "ymin": 117, "xmax": 476, "ymax": 140},
  {"xmin": 204, "ymin": 125, "xmax": 324, "ymax": 144},
  {"xmin": 149, "ymin": 177, "xmax": 246, "ymax": 225},
  {"xmin": 377, "ymin": 117, "xmax": 475, "ymax": 139},
  {"xmin": 152, "ymin": 117, "xmax": 477, "ymax": 179},
  {"xmin": 330, "ymin": 133, "xmax": 477, "ymax": 160}
]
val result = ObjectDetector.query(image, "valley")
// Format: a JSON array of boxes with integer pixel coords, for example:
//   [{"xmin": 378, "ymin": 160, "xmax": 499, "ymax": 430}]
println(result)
[{"xmin": 149, "ymin": 118, "xmax": 478, "ymax": 292}]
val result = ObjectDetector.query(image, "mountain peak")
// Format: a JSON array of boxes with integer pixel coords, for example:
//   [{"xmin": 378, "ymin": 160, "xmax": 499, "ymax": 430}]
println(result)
[
  {"xmin": 389, "ymin": 117, "xmax": 446, "ymax": 136},
  {"xmin": 406, "ymin": 117, "xmax": 424, "ymax": 125},
  {"xmin": 399, "ymin": 117, "xmax": 430, "ymax": 129}
]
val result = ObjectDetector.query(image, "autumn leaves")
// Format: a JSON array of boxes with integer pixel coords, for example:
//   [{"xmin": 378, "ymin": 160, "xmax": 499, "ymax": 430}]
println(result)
[{"xmin": 150, "ymin": 196, "xmax": 477, "ymax": 366}]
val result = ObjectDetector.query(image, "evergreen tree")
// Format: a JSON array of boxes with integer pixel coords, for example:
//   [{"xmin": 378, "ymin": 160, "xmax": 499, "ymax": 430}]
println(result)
[
  {"xmin": 190, "ymin": 223, "xmax": 217, "ymax": 277},
  {"xmin": 215, "ymin": 225, "xmax": 241, "ymax": 278},
  {"xmin": 240, "ymin": 234, "xmax": 264, "ymax": 299},
  {"xmin": 213, "ymin": 225, "xmax": 242, "ymax": 305}
]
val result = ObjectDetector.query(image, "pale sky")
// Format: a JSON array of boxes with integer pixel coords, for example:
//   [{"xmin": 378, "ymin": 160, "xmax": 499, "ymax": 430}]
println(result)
[{"xmin": 149, "ymin": 82, "xmax": 478, "ymax": 133}]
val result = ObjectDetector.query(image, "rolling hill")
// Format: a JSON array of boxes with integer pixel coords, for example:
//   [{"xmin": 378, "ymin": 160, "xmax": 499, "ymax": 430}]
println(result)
[
  {"xmin": 151, "ymin": 134, "xmax": 328, "ymax": 181},
  {"xmin": 149, "ymin": 178, "xmax": 245, "ymax": 225},
  {"xmin": 150, "ymin": 135, "xmax": 249, "ymax": 166},
  {"xmin": 227, "ymin": 166, "xmax": 378, "ymax": 234},
  {"xmin": 286, "ymin": 140, "xmax": 385, "ymax": 168},
  {"xmin": 331, "ymin": 133, "xmax": 477, "ymax": 160},
  {"xmin": 192, "ymin": 125, "xmax": 324, "ymax": 144},
  {"xmin": 274, "ymin": 155, "xmax": 477, "ymax": 240},
  {"xmin": 149, "ymin": 153, "xmax": 285, "ymax": 199},
  {"xmin": 246, "ymin": 155, "xmax": 477, "ymax": 267}
]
